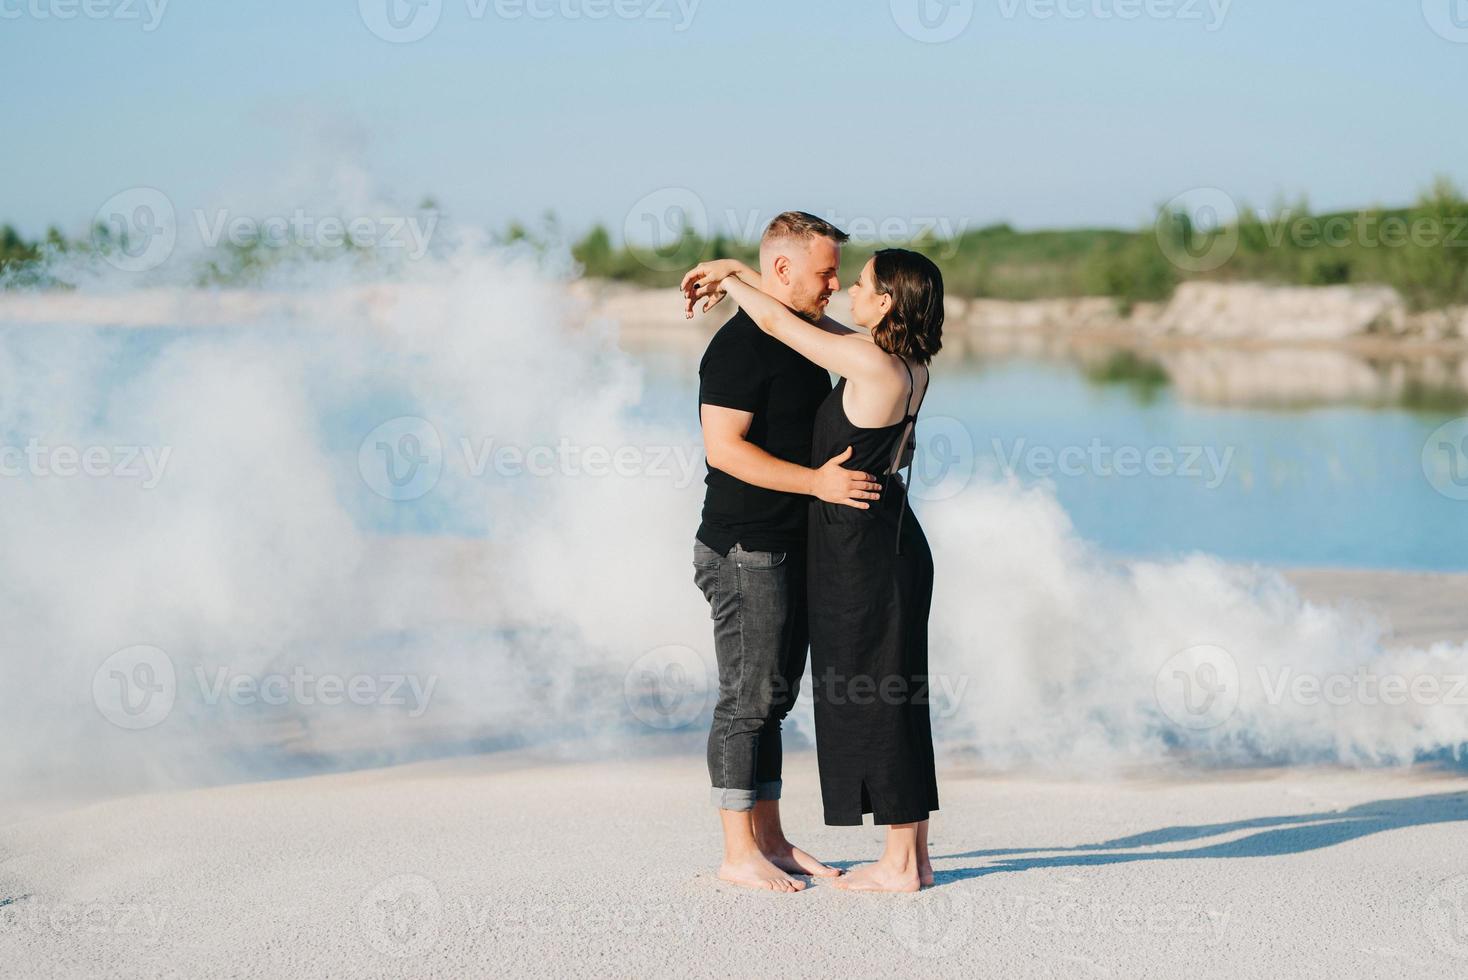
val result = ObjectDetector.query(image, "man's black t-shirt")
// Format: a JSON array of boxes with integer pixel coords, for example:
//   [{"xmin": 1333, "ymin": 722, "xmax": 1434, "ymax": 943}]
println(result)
[{"xmin": 696, "ymin": 310, "xmax": 832, "ymax": 555}]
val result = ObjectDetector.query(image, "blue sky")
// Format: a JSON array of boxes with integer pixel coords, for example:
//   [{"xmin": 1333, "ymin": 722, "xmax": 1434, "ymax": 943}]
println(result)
[{"xmin": 3, "ymin": 0, "xmax": 1467, "ymax": 240}]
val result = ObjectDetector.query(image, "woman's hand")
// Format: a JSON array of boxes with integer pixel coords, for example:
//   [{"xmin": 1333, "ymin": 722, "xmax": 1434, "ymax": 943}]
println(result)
[
  {"xmin": 681, "ymin": 260, "xmax": 757, "ymax": 318},
  {"xmin": 682, "ymin": 275, "xmax": 729, "ymax": 318}
]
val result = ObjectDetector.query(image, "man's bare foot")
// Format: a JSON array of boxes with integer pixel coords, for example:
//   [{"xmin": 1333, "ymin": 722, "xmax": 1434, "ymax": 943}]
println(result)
[
  {"xmin": 717, "ymin": 854, "xmax": 807, "ymax": 893},
  {"xmin": 761, "ymin": 840, "xmax": 841, "ymax": 878},
  {"xmin": 830, "ymin": 861, "xmax": 920, "ymax": 893},
  {"xmin": 918, "ymin": 861, "xmax": 934, "ymax": 887}
]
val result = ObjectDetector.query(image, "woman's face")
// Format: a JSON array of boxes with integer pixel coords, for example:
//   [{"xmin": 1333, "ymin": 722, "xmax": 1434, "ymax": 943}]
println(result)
[{"xmin": 846, "ymin": 258, "xmax": 892, "ymax": 331}]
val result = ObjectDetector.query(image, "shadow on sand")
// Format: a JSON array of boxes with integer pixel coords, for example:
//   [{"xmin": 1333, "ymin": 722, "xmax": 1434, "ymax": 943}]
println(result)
[{"xmin": 931, "ymin": 791, "xmax": 1468, "ymax": 885}]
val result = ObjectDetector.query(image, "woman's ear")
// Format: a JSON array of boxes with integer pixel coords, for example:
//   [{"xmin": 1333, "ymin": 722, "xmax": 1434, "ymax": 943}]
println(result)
[{"xmin": 877, "ymin": 291, "xmax": 894, "ymax": 319}]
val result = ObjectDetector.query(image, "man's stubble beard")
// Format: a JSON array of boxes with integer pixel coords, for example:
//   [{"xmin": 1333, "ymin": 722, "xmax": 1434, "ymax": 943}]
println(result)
[
  {"xmin": 788, "ymin": 288, "xmax": 829, "ymax": 323},
  {"xmin": 767, "ymin": 290, "xmax": 823, "ymax": 323}
]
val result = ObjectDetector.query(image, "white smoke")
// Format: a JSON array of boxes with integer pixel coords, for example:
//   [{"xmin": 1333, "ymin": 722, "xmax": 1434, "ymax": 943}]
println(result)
[
  {"xmin": 3, "ymin": 176, "xmax": 1466, "ymax": 803},
  {"xmin": 0, "ymin": 237, "xmax": 712, "ymax": 801},
  {"xmin": 926, "ymin": 480, "xmax": 1468, "ymax": 771}
]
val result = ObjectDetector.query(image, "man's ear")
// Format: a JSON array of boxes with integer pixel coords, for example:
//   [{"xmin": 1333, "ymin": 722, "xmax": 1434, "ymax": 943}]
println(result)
[{"xmin": 771, "ymin": 254, "xmax": 791, "ymax": 285}]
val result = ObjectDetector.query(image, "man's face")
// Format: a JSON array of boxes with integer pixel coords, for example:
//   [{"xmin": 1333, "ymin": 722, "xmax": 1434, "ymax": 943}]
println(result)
[{"xmin": 781, "ymin": 236, "xmax": 842, "ymax": 321}]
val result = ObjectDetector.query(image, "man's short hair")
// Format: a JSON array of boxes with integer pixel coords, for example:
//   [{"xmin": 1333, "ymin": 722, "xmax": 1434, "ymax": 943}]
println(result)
[{"xmin": 760, "ymin": 211, "xmax": 850, "ymax": 250}]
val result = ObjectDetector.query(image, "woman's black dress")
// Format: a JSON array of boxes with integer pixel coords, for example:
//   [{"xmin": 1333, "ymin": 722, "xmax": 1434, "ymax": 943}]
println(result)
[{"xmin": 807, "ymin": 367, "xmax": 938, "ymax": 826}]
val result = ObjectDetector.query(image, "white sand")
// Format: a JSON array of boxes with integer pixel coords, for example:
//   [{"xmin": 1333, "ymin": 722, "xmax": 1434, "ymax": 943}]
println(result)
[
  {"xmin": 2, "ymin": 752, "xmax": 1465, "ymax": 978},
  {"xmin": 3, "ymin": 569, "xmax": 1467, "ymax": 978},
  {"xmin": 1284, "ymin": 567, "xmax": 1468, "ymax": 649}
]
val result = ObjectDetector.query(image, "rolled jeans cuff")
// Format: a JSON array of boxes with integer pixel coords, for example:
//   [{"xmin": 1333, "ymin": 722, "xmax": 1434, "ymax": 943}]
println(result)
[{"xmin": 711, "ymin": 780, "xmax": 782, "ymax": 811}]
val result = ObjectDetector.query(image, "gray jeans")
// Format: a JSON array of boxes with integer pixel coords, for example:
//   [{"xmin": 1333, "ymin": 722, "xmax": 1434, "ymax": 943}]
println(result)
[{"xmin": 692, "ymin": 539, "xmax": 809, "ymax": 811}]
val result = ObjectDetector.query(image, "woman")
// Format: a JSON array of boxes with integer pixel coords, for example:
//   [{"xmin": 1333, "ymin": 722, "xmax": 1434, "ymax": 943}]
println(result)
[{"xmin": 682, "ymin": 249, "xmax": 944, "ymax": 893}]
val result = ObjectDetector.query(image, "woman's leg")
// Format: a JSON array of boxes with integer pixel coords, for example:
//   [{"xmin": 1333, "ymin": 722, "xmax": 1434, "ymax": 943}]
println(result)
[
  {"xmin": 832, "ymin": 823, "xmax": 922, "ymax": 893},
  {"xmin": 917, "ymin": 819, "xmax": 933, "ymax": 886}
]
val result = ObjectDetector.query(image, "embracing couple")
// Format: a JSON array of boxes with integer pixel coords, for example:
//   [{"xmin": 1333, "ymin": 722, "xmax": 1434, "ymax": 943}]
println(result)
[{"xmin": 685, "ymin": 211, "xmax": 944, "ymax": 894}]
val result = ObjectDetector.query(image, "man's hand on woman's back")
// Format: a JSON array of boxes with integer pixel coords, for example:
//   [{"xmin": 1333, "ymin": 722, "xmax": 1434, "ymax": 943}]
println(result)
[{"xmin": 811, "ymin": 446, "xmax": 881, "ymax": 510}]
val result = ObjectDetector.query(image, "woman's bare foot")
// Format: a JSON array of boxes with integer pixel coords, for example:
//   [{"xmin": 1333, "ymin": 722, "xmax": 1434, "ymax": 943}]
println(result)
[
  {"xmin": 762, "ymin": 840, "xmax": 841, "ymax": 878},
  {"xmin": 830, "ymin": 861, "xmax": 920, "ymax": 893},
  {"xmin": 717, "ymin": 853, "xmax": 807, "ymax": 893},
  {"xmin": 918, "ymin": 861, "xmax": 934, "ymax": 887}
]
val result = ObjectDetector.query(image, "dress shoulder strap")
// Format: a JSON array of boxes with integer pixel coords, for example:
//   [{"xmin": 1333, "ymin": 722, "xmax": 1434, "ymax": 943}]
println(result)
[
  {"xmin": 887, "ymin": 359, "xmax": 928, "ymax": 475},
  {"xmin": 891, "ymin": 358, "xmax": 929, "ymax": 557},
  {"xmin": 906, "ymin": 360, "xmax": 929, "ymax": 420}
]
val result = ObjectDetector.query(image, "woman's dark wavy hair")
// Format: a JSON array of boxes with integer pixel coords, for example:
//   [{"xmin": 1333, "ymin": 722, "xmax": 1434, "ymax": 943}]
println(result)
[{"xmin": 870, "ymin": 248, "xmax": 944, "ymax": 365}]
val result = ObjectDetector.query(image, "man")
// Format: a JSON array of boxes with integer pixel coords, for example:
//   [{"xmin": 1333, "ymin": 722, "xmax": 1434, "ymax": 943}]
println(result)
[{"xmin": 691, "ymin": 211, "xmax": 881, "ymax": 893}]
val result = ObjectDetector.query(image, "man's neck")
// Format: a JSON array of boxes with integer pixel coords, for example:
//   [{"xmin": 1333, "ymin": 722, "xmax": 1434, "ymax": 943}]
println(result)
[
  {"xmin": 761, "ymin": 285, "xmax": 809, "ymax": 320},
  {"xmin": 760, "ymin": 279, "xmax": 798, "ymax": 313}
]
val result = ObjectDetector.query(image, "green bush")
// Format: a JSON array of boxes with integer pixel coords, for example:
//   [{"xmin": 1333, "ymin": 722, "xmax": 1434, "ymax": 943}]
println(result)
[{"xmin": 6, "ymin": 179, "xmax": 1467, "ymax": 311}]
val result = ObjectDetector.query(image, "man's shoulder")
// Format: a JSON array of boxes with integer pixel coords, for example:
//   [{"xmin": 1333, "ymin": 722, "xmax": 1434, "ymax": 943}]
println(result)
[
  {"xmin": 700, "ymin": 310, "xmax": 761, "ymax": 366},
  {"xmin": 705, "ymin": 309, "xmax": 759, "ymax": 348}
]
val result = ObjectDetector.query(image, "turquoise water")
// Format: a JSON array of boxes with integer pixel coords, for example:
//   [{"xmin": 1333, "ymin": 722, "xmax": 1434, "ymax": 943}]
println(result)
[
  {"xmin": 927, "ymin": 360, "xmax": 1464, "ymax": 571},
  {"xmin": 15, "ymin": 325, "xmax": 1467, "ymax": 571},
  {"xmin": 644, "ymin": 353, "xmax": 1468, "ymax": 572}
]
